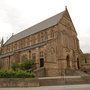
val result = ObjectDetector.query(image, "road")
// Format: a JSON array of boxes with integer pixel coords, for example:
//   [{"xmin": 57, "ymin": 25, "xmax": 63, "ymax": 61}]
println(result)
[{"xmin": 0, "ymin": 84, "xmax": 90, "ymax": 90}]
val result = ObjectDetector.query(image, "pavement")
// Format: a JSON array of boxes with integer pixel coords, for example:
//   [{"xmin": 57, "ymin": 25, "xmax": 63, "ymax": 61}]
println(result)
[{"xmin": 0, "ymin": 84, "xmax": 90, "ymax": 90}]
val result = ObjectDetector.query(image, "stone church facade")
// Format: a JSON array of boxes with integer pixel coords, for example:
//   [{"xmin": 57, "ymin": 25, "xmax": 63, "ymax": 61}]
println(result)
[{"xmin": 0, "ymin": 8, "xmax": 83, "ymax": 76}]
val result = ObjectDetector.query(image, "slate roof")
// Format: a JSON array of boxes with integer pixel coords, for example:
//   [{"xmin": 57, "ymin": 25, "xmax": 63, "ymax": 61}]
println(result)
[{"xmin": 4, "ymin": 10, "xmax": 65, "ymax": 45}]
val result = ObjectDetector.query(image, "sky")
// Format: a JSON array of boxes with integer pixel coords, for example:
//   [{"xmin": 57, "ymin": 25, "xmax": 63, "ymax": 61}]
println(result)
[{"xmin": 0, "ymin": 0, "xmax": 90, "ymax": 53}]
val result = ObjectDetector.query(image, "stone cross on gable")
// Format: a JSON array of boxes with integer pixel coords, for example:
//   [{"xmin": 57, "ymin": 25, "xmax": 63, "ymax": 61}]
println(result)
[{"xmin": 0, "ymin": 37, "xmax": 4, "ymax": 47}]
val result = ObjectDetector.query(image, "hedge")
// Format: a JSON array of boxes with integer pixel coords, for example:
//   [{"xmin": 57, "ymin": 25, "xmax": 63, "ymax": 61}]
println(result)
[{"xmin": 0, "ymin": 70, "xmax": 35, "ymax": 78}]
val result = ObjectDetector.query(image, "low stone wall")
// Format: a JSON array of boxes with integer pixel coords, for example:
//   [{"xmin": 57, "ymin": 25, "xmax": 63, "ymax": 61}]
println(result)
[
  {"xmin": 39, "ymin": 76, "xmax": 90, "ymax": 86},
  {"xmin": 0, "ymin": 76, "xmax": 90, "ymax": 87},
  {"xmin": 0, "ymin": 78, "xmax": 39, "ymax": 87}
]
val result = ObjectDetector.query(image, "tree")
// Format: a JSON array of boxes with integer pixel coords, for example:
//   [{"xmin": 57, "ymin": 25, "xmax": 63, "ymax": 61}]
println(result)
[
  {"xmin": 11, "ymin": 59, "xmax": 35, "ymax": 71},
  {"xmin": 19, "ymin": 59, "xmax": 35, "ymax": 70}
]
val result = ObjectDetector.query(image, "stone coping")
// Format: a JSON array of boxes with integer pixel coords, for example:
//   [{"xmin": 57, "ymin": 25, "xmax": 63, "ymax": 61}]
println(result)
[{"xmin": 39, "ymin": 76, "xmax": 81, "ymax": 79}]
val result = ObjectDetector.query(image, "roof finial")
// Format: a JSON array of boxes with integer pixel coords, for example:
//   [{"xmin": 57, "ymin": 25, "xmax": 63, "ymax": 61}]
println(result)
[
  {"xmin": 65, "ymin": 6, "xmax": 67, "ymax": 10},
  {"xmin": 12, "ymin": 33, "xmax": 14, "ymax": 36},
  {"xmin": 1, "ymin": 37, "xmax": 4, "ymax": 47}
]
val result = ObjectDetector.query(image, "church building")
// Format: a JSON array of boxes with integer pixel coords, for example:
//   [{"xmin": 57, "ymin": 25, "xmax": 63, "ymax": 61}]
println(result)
[{"xmin": 0, "ymin": 7, "xmax": 83, "ymax": 77}]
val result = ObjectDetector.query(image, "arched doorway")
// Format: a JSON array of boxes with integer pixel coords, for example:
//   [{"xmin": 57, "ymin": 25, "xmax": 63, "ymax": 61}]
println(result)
[
  {"xmin": 66, "ymin": 55, "xmax": 70, "ymax": 68},
  {"xmin": 40, "ymin": 58, "xmax": 44, "ymax": 67},
  {"xmin": 77, "ymin": 58, "xmax": 80, "ymax": 69}
]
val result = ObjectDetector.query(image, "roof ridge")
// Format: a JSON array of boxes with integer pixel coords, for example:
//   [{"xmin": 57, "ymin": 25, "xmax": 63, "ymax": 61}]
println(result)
[{"xmin": 13, "ymin": 10, "xmax": 65, "ymax": 36}]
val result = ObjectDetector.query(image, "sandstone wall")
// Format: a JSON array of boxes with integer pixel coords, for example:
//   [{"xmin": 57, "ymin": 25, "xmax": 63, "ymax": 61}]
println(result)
[{"xmin": 0, "ymin": 78, "xmax": 39, "ymax": 87}]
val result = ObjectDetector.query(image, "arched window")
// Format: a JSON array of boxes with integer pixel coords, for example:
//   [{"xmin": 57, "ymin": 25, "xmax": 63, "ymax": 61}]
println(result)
[
  {"xmin": 66, "ymin": 55, "xmax": 70, "ymax": 68},
  {"xmin": 32, "ymin": 53, "xmax": 36, "ymax": 61},
  {"xmin": 21, "ymin": 54, "xmax": 28, "ymax": 61},
  {"xmin": 40, "ymin": 58, "xmax": 44, "ymax": 67},
  {"xmin": 77, "ymin": 58, "xmax": 80, "ymax": 69},
  {"xmin": 85, "ymin": 58, "xmax": 87, "ymax": 63},
  {"xmin": 39, "ymin": 51, "xmax": 44, "ymax": 67}
]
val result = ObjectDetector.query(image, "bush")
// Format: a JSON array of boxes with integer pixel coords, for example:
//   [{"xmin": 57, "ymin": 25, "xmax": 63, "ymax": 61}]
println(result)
[
  {"xmin": 11, "ymin": 63, "xmax": 19, "ymax": 71},
  {"xmin": 0, "ymin": 70, "xmax": 35, "ymax": 78},
  {"xmin": 15, "ymin": 70, "xmax": 35, "ymax": 78},
  {"xmin": 19, "ymin": 60, "xmax": 35, "ymax": 70},
  {"xmin": 2, "ymin": 59, "xmax": 35, "ymax": 78},
  {"xmin": 11, "ymin": 59, "xmax": 35, "ymax": 71}
]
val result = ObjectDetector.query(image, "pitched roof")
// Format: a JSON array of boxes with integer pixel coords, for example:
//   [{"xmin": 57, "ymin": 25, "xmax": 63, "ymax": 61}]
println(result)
[{"xmin": 4, "ymin": 10, "xmax": 65, "ymax": 45}]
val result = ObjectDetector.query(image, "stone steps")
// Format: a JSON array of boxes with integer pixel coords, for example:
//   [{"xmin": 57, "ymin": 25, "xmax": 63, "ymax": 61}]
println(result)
[
  {"xmin": 74, "ymin": 70, "xmax": 88, "ymax": 76},
  {"xmin": 65, "ymin": 69, "xmax": 88, "ymax": 76}
]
